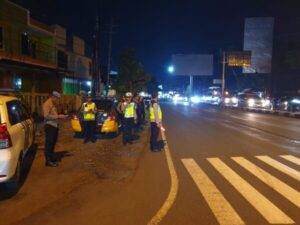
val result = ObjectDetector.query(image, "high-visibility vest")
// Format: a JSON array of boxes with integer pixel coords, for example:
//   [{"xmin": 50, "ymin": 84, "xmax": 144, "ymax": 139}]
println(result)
[
  {"xmin": 83, "ymin": 102, "xmax": 96, "ymax": 120},
  {"xmin": 149, "ymin": 103, "xmax": 162, "ymax": 122},
  {"xmin": 124, "ymin": 102, "xmax": 135, "ymax": 118}
]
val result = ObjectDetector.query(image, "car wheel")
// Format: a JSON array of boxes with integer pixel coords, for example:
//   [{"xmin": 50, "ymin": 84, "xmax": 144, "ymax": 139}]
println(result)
[{"xmin": 5, "ymin": 157, "xmax": 22, "ymax": 190}]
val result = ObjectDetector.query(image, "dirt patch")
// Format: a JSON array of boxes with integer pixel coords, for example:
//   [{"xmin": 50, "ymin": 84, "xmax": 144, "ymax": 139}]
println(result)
[{"xmin": 0, "ymin": 120, "xmax": 150, "ymax": 225}]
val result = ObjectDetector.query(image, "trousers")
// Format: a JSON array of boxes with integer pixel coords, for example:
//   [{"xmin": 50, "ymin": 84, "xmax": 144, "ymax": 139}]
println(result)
[
  {"xmin": 45, "ymin": 124, "xmax": 58, "ymax": 161},
  {"xmin": 123, "ymin": 118, "xmax": 134, "ymax": 144},
  {"xmin": 83, "ymin": 120, "xmax": 96, "ymax": 141},
  {"xmin": 150, "ymin": 122, "xmax": 160, "ymax": 150}
]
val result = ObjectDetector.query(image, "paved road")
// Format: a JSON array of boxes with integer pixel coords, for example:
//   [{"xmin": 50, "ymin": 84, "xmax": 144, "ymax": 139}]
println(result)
[
  {"xmin": 1, "ymin": 103, "xmax": 299, "ymax": 225},
  {"xmin": 160, "ymin": 102, "xmax": 300, "ymax": 225}
]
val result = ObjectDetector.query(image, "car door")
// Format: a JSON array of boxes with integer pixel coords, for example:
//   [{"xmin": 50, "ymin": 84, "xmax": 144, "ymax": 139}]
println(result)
[{"xmin": 19, "ymin": 103, "xmax": 34, "ymax": 152}]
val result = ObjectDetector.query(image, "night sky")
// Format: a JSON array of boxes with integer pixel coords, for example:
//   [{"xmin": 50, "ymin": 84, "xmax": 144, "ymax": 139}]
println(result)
[{"xmin": 12, "ymin": 0, "xmax": 300, "ymax": 83}]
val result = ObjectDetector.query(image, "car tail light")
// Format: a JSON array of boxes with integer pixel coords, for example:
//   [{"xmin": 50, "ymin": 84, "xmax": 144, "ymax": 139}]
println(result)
[
  {"xmin": 0, "ymin": 123, "xmax": 12, "ymax": 149},
  {"xmin": 72, "ymin": 114, "xmax": 79, "ymax": 120},
  {"xmin": 106, "ymin": 114, "xmax": 115, "ymax": 121}
]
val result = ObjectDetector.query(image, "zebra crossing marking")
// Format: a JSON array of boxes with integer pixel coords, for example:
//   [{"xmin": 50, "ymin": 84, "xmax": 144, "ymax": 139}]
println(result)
[
  {"xmin": 207, "ymin": 158, "xmax": 295, "ymax": 224},
  {"xmin": 256, "ymin": 156, "xmax": 300, "ymax": 181},
  {"xmin": 232, "ymin": 157, "xmax": 300, "ymax": 208},
  {"xmin": 182, "ymin": 159, "xmax": 245, "ymax": 225},
  {"xmin": 280, "ymin": 155, "xmax": 300, "ymax": 166}
]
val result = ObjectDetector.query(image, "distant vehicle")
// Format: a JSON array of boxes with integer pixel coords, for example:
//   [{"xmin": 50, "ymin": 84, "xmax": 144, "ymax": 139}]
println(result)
[
  {"xmin": 200, "ymin": 87, "xmax": 221, "ymax": 104},
  {"xmin": 70, "ymin": 98, "xmax": 120, "ymax": 137},
  {"xmin": 0, "ymin": 95, "xmax": 35, "ymax": 189},
  {"xmin": 272, "ymin": 95, "xmax": 300, "ymax": 112},
  {"xmin": 237, "ymin": 93, "xmax": 272, "ymax": 110},
  {"xmin": 222, "ymin": 95, "xmax": 239, "ymax": 107}
]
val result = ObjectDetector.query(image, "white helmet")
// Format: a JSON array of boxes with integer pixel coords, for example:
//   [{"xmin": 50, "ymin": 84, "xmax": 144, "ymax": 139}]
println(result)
[{"xmin": 125, "ymin": 92, "xmax": 132, "ymax": 97}]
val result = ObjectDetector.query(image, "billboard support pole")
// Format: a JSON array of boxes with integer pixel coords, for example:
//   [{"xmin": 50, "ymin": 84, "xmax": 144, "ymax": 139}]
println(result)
[
  {"xmin": 189, "ymin": 75, "xmax": 194, "ymax": 96},
  {"xmin": 222, "ymin": 52, "xmax": 226, "ymax": 96}
]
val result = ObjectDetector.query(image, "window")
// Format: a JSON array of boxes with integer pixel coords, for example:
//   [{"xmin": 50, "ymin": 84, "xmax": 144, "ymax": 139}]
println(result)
[
  {"xmin": 6, "ymin": 100, "xmax": 30, "ymax": 126},
  {"xmin": 0, "ymin": 27, "xmax": 3, "ymax": 49},
  {"xmin": 57, "ymin": 50, "xmax": 68, "ymax": 69},
  {"xmin": 21, "ymin": 32, "xmax": 30, "ymax": 55},
  {"xmin": 0, "ymin": 27, "xmax": 4, "ymax": 48}
]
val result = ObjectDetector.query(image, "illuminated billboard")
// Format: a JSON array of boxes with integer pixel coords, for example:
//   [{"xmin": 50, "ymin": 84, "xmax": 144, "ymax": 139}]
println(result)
[
  {"xmin": 171, "ymin": 54, "xmax": 213, "ymax": 76},
  {"xmin": 243, "ymin": 17, "xmax": 274, "ymax": 74}
]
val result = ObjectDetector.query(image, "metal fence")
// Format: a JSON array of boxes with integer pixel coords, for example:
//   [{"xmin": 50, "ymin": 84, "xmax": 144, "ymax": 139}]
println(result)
[{"xmin": 22, "ymin": 92, "xmax": 81, "ymax": 115}]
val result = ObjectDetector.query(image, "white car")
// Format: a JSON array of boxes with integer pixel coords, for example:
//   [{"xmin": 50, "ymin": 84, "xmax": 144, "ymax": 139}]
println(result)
[{"xmin": 0, "ymin": 95, "xmax": 35, "ymax": 188}]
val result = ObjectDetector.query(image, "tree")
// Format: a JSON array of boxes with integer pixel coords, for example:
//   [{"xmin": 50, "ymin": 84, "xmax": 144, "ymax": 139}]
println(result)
[{"xmin": 114, "ymin": 48, "xmax": 150, "ymax": 95}]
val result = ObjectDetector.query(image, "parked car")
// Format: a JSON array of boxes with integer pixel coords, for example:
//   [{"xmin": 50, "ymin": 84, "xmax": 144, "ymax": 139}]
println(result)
[
  {"xmin": 237, "ymin": 93, "xmax": 272, "ymax": 110},
  {"xmin": 272, "ymin": 95, "xmax": 300, "ymax": 112},
  {"xmin": 70, "ymin": 98, "xmax": 120, "ymax": 136},
  {"xmin": 0, "ymin": 95, "xmax": 35, "ymax": 188}
]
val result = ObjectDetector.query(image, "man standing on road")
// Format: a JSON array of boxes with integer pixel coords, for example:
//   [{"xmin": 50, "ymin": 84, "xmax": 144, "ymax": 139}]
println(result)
[
  {"xmin": 123, "ymin": 92, "xmax": 136, "ymax": 145},
  {"xmin": 43, "ymin": 91, "xmax": 68, "ymax": 167},
  {"xmin": 149, "ymin": 92, "xmax": 163, "ymax": 152},
  {"xmin": 81, "ymin": 95, "xmax": 97, "ymax": 144}
]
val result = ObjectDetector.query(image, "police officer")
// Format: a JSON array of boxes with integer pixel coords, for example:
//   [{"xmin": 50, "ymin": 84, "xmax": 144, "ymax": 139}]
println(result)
[
  {"xmin": 81, "ymin": 95, "xmax": 97, "ymax": 143},
  {"xmin": 43, "ymin": 91, "xmax": 68, "ymax": 167},
  {"xmin": 123, "ymin": 92, "xmax": 136, "ymax": 145},
  {"xmin": 149, "ymin": 92, "xmax": 163, "ymax": 152}
]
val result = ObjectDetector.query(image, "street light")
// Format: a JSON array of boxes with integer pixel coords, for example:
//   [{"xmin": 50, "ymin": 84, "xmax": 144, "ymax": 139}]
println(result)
[{"xmin": 168, "ymin": 65, "xmax": 175, "ymax": 73}]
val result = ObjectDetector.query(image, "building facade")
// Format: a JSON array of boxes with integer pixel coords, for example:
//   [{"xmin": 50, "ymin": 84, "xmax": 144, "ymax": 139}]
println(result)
[{"xmin": 0, "ymin": 0, "xmax": 92, "ymax": 95}]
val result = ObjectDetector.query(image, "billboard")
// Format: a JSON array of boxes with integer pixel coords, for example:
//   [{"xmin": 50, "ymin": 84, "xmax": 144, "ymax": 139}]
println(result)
[
  {"xmin": 227, "ymin": 51, "xmax": 251, "ymax": 67},
  {"xmin": 171, "ymin": 54, "xmax": 213, "ymax": 76},
  {"xmin": 243, "ymin": 17, "xmax": 274, "ymax": 74}
]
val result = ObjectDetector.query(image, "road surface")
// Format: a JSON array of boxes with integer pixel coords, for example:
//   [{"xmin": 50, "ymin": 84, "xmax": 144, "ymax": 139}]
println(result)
[
  {"xmin": 0, "ymin": 103, "xmax": 299, "ymax": 225},
  {"xmin": 159, "ymin": 102, "xmax": 300, "ymax": 225}
]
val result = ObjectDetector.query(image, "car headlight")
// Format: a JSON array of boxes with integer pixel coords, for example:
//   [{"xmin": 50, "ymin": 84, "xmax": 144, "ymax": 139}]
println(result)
[
  {"xmin": 291, "ymin": 98, "xmax": 300, "ymax": 104},
  {"xmin": 262, "ymin": 99, "xmax": 270, "ymax": 107},
  {"xmin": 191, "ymin": 96, "xmax": 200, "ymax": 103},
  {"xmin": 224, "ymin": 98, "xmax": 230, "ymax": 104},
  {"xmin": 248, "ymin": 98, "xmax": 255, "ymax": 107},
  {"xmin": 231, "ymin": 97, "xmax": 238, "ymax": 104}
]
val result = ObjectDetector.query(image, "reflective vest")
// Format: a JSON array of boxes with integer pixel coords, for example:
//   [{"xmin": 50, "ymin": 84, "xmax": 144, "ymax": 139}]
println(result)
[
  {"xmin": 83, "ymin": 102, "xmax": 96, "ymax": 120},
  {"xmin": 124, "ymin": 102, "xmax": 135, "ymax": 118},
  {"xmin": 149, "ymin": 103, "xmax": 162, "ymax": 122}
]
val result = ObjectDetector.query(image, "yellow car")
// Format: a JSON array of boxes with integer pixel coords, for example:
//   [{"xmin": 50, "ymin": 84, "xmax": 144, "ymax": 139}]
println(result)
[{"xmin": 70, "ymin": 98, "xmax": 120, "ymax": 136}]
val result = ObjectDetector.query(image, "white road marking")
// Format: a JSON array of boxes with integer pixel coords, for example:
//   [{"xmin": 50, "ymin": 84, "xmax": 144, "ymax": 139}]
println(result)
[
  {"xmin": 280, "ymin": 155, "xmax": 300, "ymax": 166},
  {"xmin": 256, "ymin": 156, "xmax": 300, "ymax": 181},
  {"xmin": 208, "ymin": 158, "xmax": 295, "ymax": 224},
  {"xmin": 147, "ymin": 131, "xmax": 179, "ymax": 225},
  {"xmin": 182, "ymin": 159, "xmax": 245, "ymax": 225},
  {"xmin": 232, "ymin": 157, "xmax": 300, "ymax": 207}
]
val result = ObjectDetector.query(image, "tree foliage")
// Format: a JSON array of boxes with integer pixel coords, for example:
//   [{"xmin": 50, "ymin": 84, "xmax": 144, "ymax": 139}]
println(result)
[{"xmin": 114, "ymin": 48, "xmax": 151, "ymax": 95}]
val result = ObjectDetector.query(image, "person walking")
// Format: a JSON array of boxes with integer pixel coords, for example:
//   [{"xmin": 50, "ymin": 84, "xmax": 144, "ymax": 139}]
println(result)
[
  {"xmin": 123, "ymin": 92, "xmax": 136, "ymax": 145},
  {"xmin": 43, "ymin": 91, "xmax": 68, "ymax": 167},
  {"xmin": 149, "ymin": 92, "xmax": 163, "ymax": 152},
  {"xmin": 81, "ymin": 95, "xmax": 97, "ymax": 144}
]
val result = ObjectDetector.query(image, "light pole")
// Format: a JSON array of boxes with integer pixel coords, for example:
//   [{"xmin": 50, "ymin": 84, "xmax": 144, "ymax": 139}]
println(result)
[{"xmin": 221, "ymin": 51, "xmax": 226, "ymax": 96}]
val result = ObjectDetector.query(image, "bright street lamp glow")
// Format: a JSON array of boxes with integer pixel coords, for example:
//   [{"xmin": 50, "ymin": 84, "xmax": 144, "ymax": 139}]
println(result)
[{"xmin": 168, "ymin": 66, "xmax": 174, "ymax": 73}]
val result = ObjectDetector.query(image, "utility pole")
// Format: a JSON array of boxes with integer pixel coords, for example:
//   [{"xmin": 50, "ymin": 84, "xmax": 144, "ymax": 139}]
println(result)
[
  {"xmin": 106, "ymin": 17, "xmax": 114, "ymax": 87},
  {"xmin": 221, "ymin": 51, "xmax": 226, "ymax": 96}
]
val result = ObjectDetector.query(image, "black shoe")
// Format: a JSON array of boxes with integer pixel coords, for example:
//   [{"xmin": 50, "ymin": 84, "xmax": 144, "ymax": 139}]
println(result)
[
  {"xmin": 51, "ymin": 157, "xmax": 61, "ymax": 162},
  {"xmin": 91, "ymin": 138, "xmax": 96, "ymax": 143},
  {"xmin": 45, "ymin": 161, "xmax": 58, "ymax": 167},
  {"xmin": 83, "ymin": 139, "xmax": 89, "ymax": 144},
  {"xmin": 151, "ymin": 148, "xmax": 161, "ymax": 152}
]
